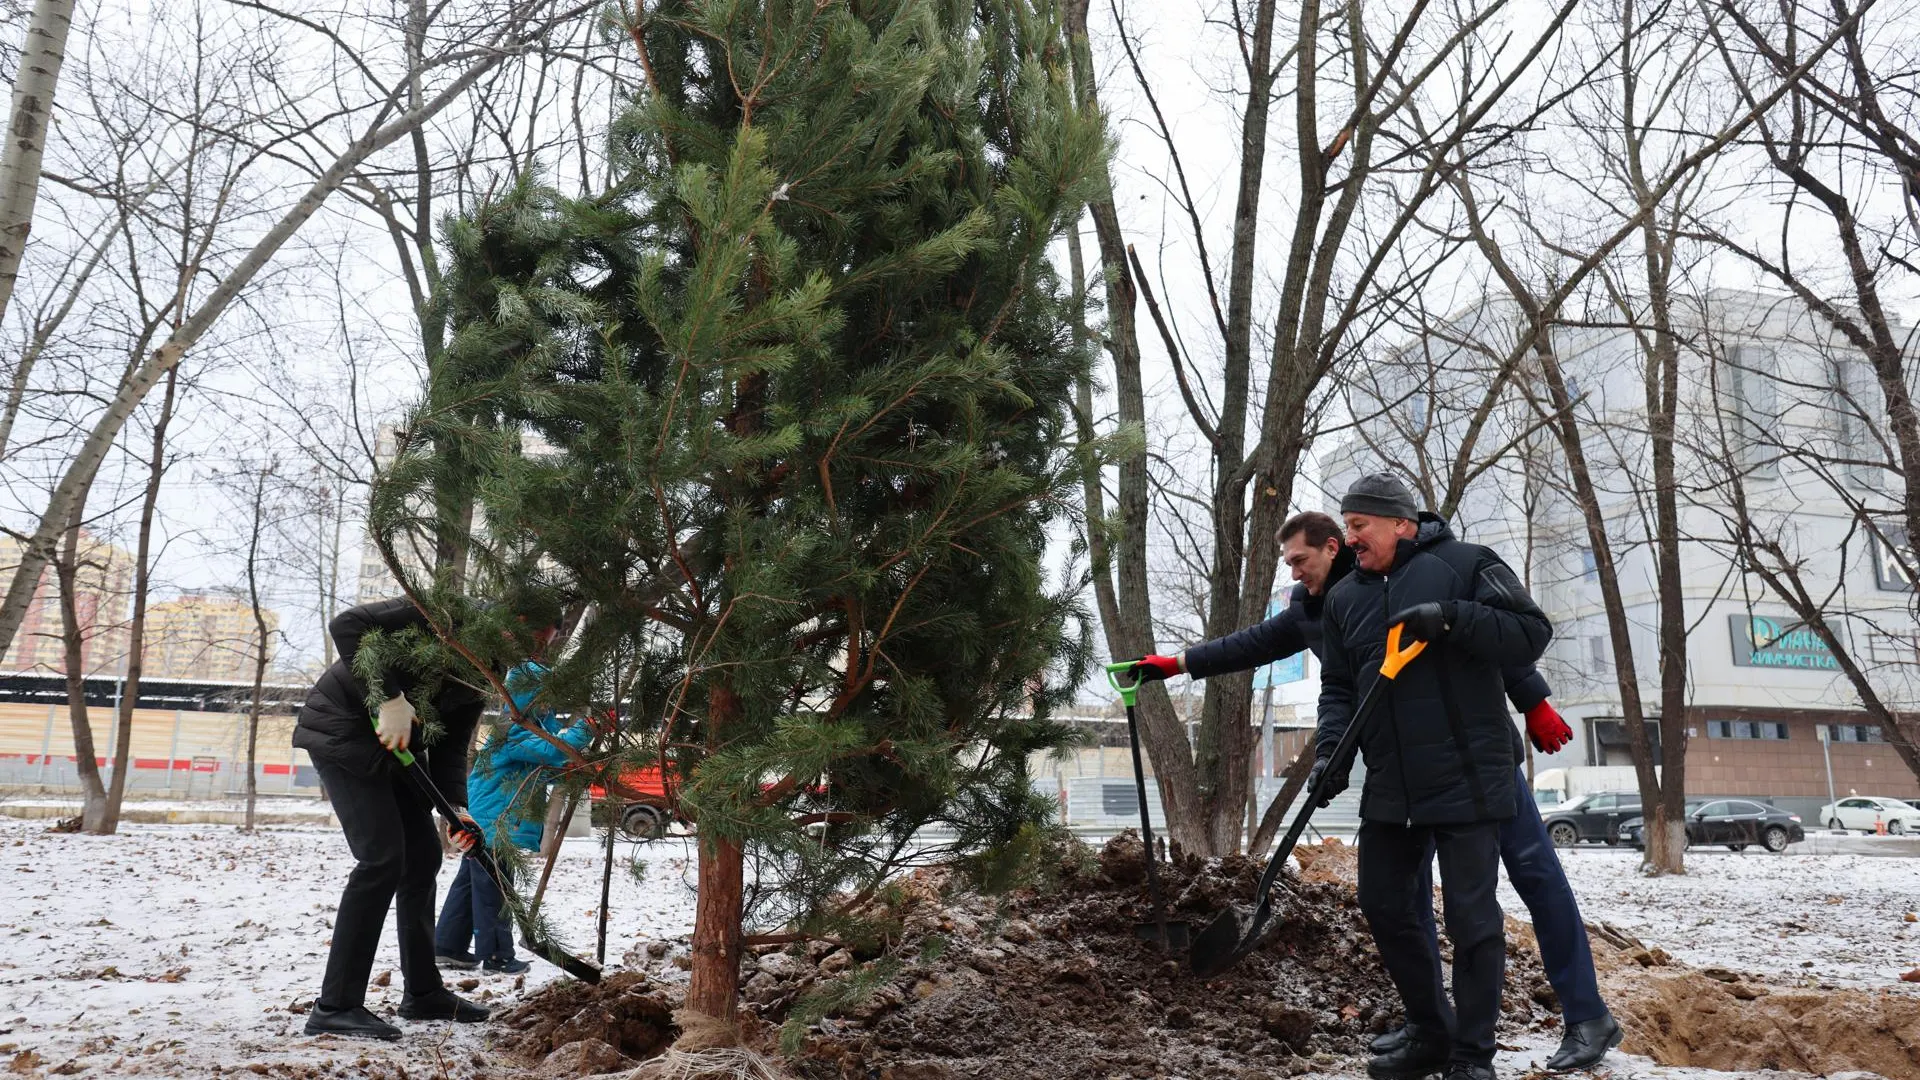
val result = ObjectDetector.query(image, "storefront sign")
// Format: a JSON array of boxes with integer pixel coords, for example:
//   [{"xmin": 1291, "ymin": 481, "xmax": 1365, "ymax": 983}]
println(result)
[
  {"xmin": 1872, "ymin": 526, "xmax": 1914, "ymax": 592},
  {"xmin": 1729, "ymin": 614, "xmax": 1840, "ymax": 670}
]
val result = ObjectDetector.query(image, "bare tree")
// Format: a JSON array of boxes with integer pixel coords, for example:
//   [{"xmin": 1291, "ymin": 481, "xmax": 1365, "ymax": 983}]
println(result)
[
  {"xmin": 1685, "ymin": 0, "xmax": 1920, "ymax": 778},
  {"xmin": 0, "ymin": 0, "xmax": 78, "ymax": 331},
  {"xmin": 1069, "ymin": 0, "xmax": 1583, "ymax": 853},
  {"xmin": 0, "ymin": 0, "xmax": 597, "ymax": 665}
]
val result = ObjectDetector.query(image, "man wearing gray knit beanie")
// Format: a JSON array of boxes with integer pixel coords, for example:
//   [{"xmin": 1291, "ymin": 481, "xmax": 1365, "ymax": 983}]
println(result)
[{"xmin": 1310, "ymin": 471, "xmax": 1592, "ymax": 1080}]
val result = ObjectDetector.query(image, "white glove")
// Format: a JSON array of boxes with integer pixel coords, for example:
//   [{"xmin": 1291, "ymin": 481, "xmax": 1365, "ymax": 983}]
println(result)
[{"xmin": 375, "ymin": 695, "xmax": 415, "ymax": 751}]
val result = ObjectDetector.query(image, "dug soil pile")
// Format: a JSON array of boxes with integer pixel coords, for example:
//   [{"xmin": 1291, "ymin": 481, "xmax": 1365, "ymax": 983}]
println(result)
[
  {"xmin": 494, "ymin": 834, "xmax": 1920, "ymax": 1078},
  {"xmin": 1589, "ymin": 923, "xmax": 1920, "ymax": 1078},
  {"xmin": 497, "ymin": 836, "xmax": 1560, "ymax": 1078}
]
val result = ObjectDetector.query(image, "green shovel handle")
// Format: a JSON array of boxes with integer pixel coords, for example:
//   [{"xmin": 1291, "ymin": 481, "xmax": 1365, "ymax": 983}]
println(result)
[
  {"xmin": 1104, "ymin": 660, "xmax": 1143, "ymax": 707},
  {"xmin": 371, "ymin": 714, "xmax": 419, "ymax": 767}
]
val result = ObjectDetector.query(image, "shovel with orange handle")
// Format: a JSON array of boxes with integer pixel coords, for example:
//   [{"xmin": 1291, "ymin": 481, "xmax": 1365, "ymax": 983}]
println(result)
[{"xmin": 1188, "ymin": 623, "xmax": 1427, "ymax": 977}]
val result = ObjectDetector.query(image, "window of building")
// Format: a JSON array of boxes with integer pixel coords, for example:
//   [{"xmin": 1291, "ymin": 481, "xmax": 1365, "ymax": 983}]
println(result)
[
  {"xmin": 1706, "ymin": 719, "xmax": 1789, "ymax": 740},
  {"xmin": 1827, "ymin": 353, "xmax": 1879, "ymax": 488},
  {"xmin": 1823, "ymin": 723, "xmax": 1885, "ymax": 743},
  {"xmin": 1586, "ymin": 635, "xmax": 1611, "ymax": 671},
  {"xmin": 1578, "ymin": 547, "xmax": 1598, "ymax": 581},
  {"xmin": 1727, "ymin": 345, "xmax": 1780, "ymax": 479}
]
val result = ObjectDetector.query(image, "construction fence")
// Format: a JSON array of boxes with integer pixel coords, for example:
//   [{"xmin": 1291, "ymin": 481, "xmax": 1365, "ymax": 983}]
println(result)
[{"xmin": 0, "ymin": 702, "xmax": 320, "ymax": 797}]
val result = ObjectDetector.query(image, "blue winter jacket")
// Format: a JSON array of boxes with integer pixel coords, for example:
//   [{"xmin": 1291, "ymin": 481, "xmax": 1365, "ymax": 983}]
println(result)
[{"xmin": 466, "ymin": 662, "xmax": 591, "ymax": 850}]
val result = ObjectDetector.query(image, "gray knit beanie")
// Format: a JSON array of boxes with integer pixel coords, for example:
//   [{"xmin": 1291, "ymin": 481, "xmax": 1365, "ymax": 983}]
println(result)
[{"xmin": 1340, "ymin": 472, "xmax": 1421, "ymax": 521}]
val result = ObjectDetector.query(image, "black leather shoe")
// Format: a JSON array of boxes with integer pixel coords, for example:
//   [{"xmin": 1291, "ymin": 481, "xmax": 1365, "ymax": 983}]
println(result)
[
  {"xmin": 1442, "ymin": 1065, "xmax": 1495, "ymax": 1080},
  {"xmin": 1367, "ymin": 1032, "xmax": 1452, "ymax": 1080},
  {"xmin": 303, "ymin": 1005, "xmax": 401, "ymax": 1040},
  {"xmin": 396, "ymin": 988, "xmax": 490, "ymax": 1023},
  {"xmin": 1370, "ymin": 1024, "xmax": 1411, "ymax": 1054},
  {"xmin": 1545, "ymin": 1013, "xmax": 1622, "ymax": 1071}
]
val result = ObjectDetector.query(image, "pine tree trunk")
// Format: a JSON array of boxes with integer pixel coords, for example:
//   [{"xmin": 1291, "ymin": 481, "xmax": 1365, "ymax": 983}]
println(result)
[
  {"xmin": 103, "ymin": 368, "xmax": 177, "ymax": 833},
  {"xmin": 0, "ymin": 0, "xmax": 77, "ymax": 334},
  {"xmin": 681, "ymin": 684, "xmax": 746, "ymax": 1041}
]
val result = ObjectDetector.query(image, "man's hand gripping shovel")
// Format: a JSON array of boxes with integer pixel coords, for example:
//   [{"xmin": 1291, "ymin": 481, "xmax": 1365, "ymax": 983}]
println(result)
[
  {"xmin": 1102, "ymin": 661, "xmax": 1191, "ymax": 952},
  {"xmin": 381, "ymin": 726, "xmax": 603, "ymax": 984},
  {"xmin": 1187, "ymin": 623, "xmax": 1426, "ymax": 978}
]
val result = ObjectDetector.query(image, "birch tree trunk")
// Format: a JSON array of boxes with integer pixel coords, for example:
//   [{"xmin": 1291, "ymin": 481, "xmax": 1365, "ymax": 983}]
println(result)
[{"xmin": 0, "ymin": 0, "xmax": 78, "ymax": 331}]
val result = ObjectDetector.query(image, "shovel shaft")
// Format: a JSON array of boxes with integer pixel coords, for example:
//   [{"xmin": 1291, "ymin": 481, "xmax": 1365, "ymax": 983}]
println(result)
[
  {"xmin": 1191, "ymin": 624, "xmax": 1425, "ymax": 975},
  {"xmin": 376, "ymin": 720, "xmax": 602, "ymax": 983},
  {"xmin": 1124, "ymin": 699, "xmax": 1176, "ymax": 948}
]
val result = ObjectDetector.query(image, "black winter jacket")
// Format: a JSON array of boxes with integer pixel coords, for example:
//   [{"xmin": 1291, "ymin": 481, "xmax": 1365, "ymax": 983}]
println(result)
[
  {"xmin": 291, "ymin": 598, "xmax": 485, "ymax": 807},
  {"xmin": 1183, "ymin": 546, "xmax": 1551, "ymax": 744},
  {"xmin": 1316, "ymin": 515, "xmax": 1552, "ymax": 825},
  {"xmin": 1184, "ymin": 549, "xmax": 1355, "ymax": 679}
]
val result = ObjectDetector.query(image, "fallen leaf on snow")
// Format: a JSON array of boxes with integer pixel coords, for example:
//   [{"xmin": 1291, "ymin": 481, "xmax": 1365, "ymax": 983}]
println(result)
[
  {"xmin": 1900, "ymin": 968, "xmax": 1920, "ymax": 983},
  {"xmin": 8, "ymin": 1049, "xmax": 42, "ymax": 1074}
]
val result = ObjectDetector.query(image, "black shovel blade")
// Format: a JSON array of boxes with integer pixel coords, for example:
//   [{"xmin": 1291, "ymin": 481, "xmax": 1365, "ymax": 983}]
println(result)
[
  {"xmin": 1133, "ymin": 921, "xmax": 1192, "ymax": 950},
  {"xmin": 524, "ymin": 931, "xmax": 603, "ymax": 984},
  {"xmin": 1187, "ymin": 906, "xmax": 1248, "ymax": 977}
]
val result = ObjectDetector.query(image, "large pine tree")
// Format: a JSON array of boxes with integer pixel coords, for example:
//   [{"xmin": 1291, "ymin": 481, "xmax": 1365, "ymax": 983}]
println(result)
[{"xmin": 368, "ymin": 0, "xmax": 1103, "ymax": 1034}]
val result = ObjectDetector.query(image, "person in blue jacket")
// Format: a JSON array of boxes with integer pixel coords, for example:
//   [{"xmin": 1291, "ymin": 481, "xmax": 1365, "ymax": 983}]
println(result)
[
  {"xmin": 434, "ymin": 661, "xmax": 592, "ymax": 974},
  {"xmin": 1122, "ymin": 502, "xmax": 1619, "ymax": 1075}
]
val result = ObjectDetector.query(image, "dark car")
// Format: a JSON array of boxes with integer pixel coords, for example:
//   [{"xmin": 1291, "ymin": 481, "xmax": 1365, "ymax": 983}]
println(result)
[
  {"xmin": 1542, "ymin": 791, "xmax": 1642, "ymax": 847},
  {"xmin": 1618, "ymin": 799, "xmax": 1806, "ymax": 853}
]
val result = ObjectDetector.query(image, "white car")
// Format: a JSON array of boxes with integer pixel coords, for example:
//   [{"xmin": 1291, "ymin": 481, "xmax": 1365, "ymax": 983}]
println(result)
[{"xmin": 1817, "ymin": 796, "xmax": 1920, "ymax": 834}]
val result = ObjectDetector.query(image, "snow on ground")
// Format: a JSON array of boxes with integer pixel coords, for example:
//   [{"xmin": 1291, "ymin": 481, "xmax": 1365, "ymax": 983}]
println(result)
[
  {"xmin": 1523, "ymin": 845, "xmax": 1920, "ymax": 989},
  {"xmin": 0, "ymin": 818, "xmax": 697, "ymax": 1077},
  {"xmin": 0, "ymin": 820, "xmax": 1912, "ymax": 1079}
]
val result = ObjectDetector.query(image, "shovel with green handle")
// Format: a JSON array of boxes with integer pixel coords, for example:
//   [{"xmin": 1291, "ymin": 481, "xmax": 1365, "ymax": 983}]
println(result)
[
  {"xmin": 1103, "ymin": 660, "xmax": 1192, "ymax": 952},
  {"xmin": 381, "ymin": 723, "xmax": 603, "ymax": 984},
  {"xmin": 1188, "ymin": 622, "xmax": 1427, "ymax": 978}
]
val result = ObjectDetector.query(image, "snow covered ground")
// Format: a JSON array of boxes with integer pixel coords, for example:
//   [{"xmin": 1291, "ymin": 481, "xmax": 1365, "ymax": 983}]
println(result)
[
  {"xmin": 0, "ymin": 819, "xmax": 698, "ymax": 1078},
  {"xmin": 1523, "ymin": 845, "xmax": 1920, "ymax": 989},
  {"xmin": 0, "ymin": 820, "xmax": 1911, "ymax": 1078}
]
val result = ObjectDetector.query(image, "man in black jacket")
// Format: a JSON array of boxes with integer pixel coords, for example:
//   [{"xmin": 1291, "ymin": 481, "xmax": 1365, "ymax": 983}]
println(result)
[
  {"xmin": 1319, "ymin": 473, "xmax": 1551, "ymax": 1080},
  {"xmin": 292, "ymin": 597, "xmax": 556, "ymax": 1040},
  {"xmin": 1127, "ymin": 506, "xmax": 1619, "ymax": 1073}
]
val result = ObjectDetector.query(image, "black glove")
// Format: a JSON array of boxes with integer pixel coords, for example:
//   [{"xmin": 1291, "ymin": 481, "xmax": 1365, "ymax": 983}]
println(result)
[
  {"xmin": 1388, "ymin": 601, "xmax": 1455, "ymax": 643},
  {"xmin": 1304, "ymin": 757, "xmax": 1347, "ymax": 808}
]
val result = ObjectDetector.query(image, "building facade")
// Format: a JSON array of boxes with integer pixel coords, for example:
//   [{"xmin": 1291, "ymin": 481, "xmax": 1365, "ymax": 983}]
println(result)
[
  {"xmin": 1318, "ymin": 289, "xmax": 1920, "ymax": 814},
  {"xmin": 143, "ymin": 593, "xmax": 279, "ymax": 682},
  {"xmin": 0, "ymin": 532, "xmax": 135, "ymax": 677}
]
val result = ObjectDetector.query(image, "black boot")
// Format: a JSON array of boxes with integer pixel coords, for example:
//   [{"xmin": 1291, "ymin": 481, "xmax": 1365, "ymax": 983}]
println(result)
[
  {"xmin": 1367, "ymin": 1030, "xmax": 1452, "ymax": 1080},
  {"xmin": 1370, "ymin": 1025, "xmax": 1411, "ymax": 1054},
  {"xmin": 1442, "ymin": 1065, "xmax": 1495, "ymax": 1080},
  {"xmin": 1545, "ymin": 1013, "xmax": 1621, "ymax": 1071},
  {"xmin": 303, "ymin": 1005, "xmax": 401, "ymax": 1040},
  {"xmin": 397, "ymin": 988, "xmax": 490, "ymax": 1023}
]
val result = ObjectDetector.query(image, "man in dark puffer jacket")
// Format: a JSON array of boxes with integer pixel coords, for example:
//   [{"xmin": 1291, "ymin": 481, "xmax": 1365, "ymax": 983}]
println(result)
[
  {"xmin": 1123, "ymin": 508, "xmax": 1619, "ymax": 1073},
  {"xmin": 292, "ymin": 597, "xmax": 556, "ymax": 1039},
  {"xmin": 1320, "ymin": 473, "xmax": 1551, "ymax": 1080}
]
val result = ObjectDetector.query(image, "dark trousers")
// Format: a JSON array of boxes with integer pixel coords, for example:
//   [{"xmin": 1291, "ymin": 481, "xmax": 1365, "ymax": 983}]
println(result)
[
  {"xmin": 435, "ymin": 857, "xmax": 515, "ymax": 962},
  {"xmin": 1415, "ymin": 767, "xmax": 1606, "ymax": 1024},
  {"xmin": 313, "ymin": 759, "xmax": 446, "ymax": 1009},
  {"xmin": 1358, "ymin": 819, "xmax": 1505, "ymax": 1066}
]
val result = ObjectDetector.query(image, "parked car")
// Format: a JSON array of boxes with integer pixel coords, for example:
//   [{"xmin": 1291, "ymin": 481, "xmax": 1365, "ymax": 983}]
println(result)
[
  {"xmin": 1618, "ymin": 800, "xmax": 1805, "ymax": 852},
  {"xmin": 1541, "ymin": 790, "xmax": 1642, "ymax": 847},
  {"xmin": 1817, "ymin": 796, "xmax": 1920, "ymax": 835}
]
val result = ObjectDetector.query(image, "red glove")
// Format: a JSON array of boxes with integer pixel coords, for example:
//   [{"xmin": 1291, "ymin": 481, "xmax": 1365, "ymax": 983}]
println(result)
[
  {"xmin": 1525, "ymin": 700, "xmax": 1572, "ymax": 754},
  {"xmin": 1125, "ymin": 655, "xmax": 1183, "ymax": 682}
]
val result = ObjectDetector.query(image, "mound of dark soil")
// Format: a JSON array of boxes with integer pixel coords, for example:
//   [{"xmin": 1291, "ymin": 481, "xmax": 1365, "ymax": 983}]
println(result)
[{"xmin": 499, "ymin": 836, "xmax": 1557, "ymax": 1079}]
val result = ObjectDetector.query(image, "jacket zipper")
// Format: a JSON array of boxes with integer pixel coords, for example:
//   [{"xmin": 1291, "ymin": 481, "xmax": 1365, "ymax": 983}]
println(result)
[{"xmin": 1382, "ymin": 573, "xmax": 1414, "ymax": 826}]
